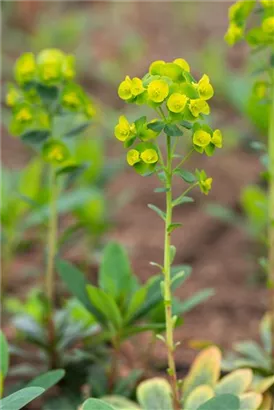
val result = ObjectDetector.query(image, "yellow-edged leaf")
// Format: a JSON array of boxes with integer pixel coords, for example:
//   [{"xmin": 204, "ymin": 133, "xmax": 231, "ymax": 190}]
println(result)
[
  {"xmin": 184, "ymin": 385, "xmax": 214, "ymax": 410},
  {"xmin": 239, "ymin": 392, "xmax": 262, "ymax": 410},
  {"xmin": 215, "ymin": 369, "xmax": 252, "ymax": 396}
]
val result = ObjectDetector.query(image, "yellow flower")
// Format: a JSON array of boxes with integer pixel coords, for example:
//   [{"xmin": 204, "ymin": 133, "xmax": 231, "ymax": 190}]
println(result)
[
  {"xmin": 149, "ymin": 60, "xmax": 165, "ymax": 75},
  {"xmin": 42, "ymin": 140, "xmax": 70, "ymax": 164},
  {"xmin": 62, "ymin": 55, "xmax": 75, "ymax": 80},
  {"xmin": 224, "ymin": 23, "xmax": 243, "ymax": 46},
  {"xmin": 140, "ymin": 149, "xmax": 158, "ymax": 164},
  {"xmin": 189, "ymin": 99, "xmax": 210, "ymax": 117},
  {"xmin": 193, "ymin": 129, "xmax": 211, "ymax": 147},
  {"xmin": 118, "ymin": 76, "xmax": 133, "ymax": 100},
  {"xmin": 212, "ymin": 129, "xmax": 223, "ymax": 148},
  {"xmin": 85, "ymin": 103, "xmax": 96, "ymax": 118},
  {"xmin": 37, "ymin": 49, "xmax": 64, "ymax": 84},
  {"xmin": 253, "ymin": 81, "xmax": 267, "ymax": 99},
  {"xmin": 147, "ymin": 80, "xmax": 169, "ymax": 103},
  {"xmin": 200, "ymin": 177, "xmax": 213, "ymax": 195},
  {"xmin": 6, "ymin": 86, "xmax": 21, "ymax": 107},
  {"xmin": 173, "ymin": 58, "xmax": 190, "ymax": 72},
  {"xmin": 114, "ymin": 116, "xmax": 136, "ymax": 141},
  {"xmin": 15, "ymin": 53, "xmax": 36, "ymax": 85},
  {"xmin": 197, "ymin": 74, "xmax": 214, "ymax": 100},
  {"xmin": 16, "ymin": 107, "xmax": 33, "ymax": 122},
  {"xmin": 127, "ymin": 149, "xmax": 140, "ymax": 166},
  {"xmin": 131, "ymin": 77, "xmax": 145, "ymax": 96},
  {"xmin": 262, "ymin": 17, "xmax": 274, "ymax": 34},
  {"xmin": 62, "ymin": 92, "xmax": 81, "ymax": 108},
  {"xmin": 167, "ymin": 93, "xmax": 187, "ymax": 113}
]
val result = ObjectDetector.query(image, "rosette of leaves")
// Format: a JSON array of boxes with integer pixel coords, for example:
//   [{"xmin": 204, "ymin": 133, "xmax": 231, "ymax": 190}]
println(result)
[
  {"xmin": 0, "ymin": 330, "xmax": 64, "ymax": 410},
  {"xmin": 86, "ymin": 346, "xmax": 261, "ymax": 410},
  {"xmin": 223, "ymin": 314, "xmax": 274, "ymax": 409}
]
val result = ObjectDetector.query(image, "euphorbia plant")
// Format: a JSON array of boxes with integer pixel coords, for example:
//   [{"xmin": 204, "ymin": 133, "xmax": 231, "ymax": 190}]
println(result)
[
  {"xmin": 224, "ymin": 0, "xmax": 274, "ymax": 379},
  {"xmin": 6, "ymin": 48, "xmax": 96, "ymax": 369},
  {"xmin": 114, "ymin": 58, "xmax": 222, "ymax": 409}
]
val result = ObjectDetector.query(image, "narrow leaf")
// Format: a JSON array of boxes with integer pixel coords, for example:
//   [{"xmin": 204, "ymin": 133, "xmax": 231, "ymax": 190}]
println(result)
[
  {"xmin": 148, "ymin": 204, "xmax": 166, "ymax": 221},
  {"xmin": 0, "ymin": 387, "xmax": 45, "ymax": 410}
]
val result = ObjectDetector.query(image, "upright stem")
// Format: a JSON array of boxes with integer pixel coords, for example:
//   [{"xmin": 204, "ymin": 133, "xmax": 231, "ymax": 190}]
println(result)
[
  {"xmin": 45, "ymin": 166, "xmax": 58, "ymax": 368},
  {"xmin": 268, "ymin": 70, "xmax": 274, "ymax": 367},
  {"xmin": 164, "ymin": 135, "xmax": 181, "ymax": 410}
]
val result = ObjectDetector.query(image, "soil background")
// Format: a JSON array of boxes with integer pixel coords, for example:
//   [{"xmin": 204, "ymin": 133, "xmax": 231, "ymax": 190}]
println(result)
[{"xmin": 1, "ymin": 0, "xmax": 267, "ymax": 379}]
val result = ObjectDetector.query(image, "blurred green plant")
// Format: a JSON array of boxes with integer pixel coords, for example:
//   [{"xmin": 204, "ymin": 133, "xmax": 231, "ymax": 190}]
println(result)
[
  {"xmin": 0, "ymin": 330, "xmax": 65, "ymax": 410},
  {"xmin": 224, "ymin": 0, "xmax": 274, "ymax": 378}
]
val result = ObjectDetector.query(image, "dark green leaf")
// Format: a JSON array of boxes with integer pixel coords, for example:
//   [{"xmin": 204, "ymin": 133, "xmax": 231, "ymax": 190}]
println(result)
[
  {"xmin": 167, "ymin": 223, "xmax": 182, "ymax": 233},
  {"xmin": 21, "ymin": 130, "xmax": 50, "ymax": 144},
  {"xmin": 56, "ymin": 163, "xmax": 87, "ymax": 178},
  {"xmin": 147, "ymin": 120, "xmax": 165, "ymax": 133},
  {"xmin": 164, "ymin": 124, "xmax": 182, "ymax": 137},
  {"xmin": 0, "ymin": 387, "xmax": 45, "ymax": 410},
  {"xmin": 175, "ymin": 289, "xmax": 214, "ymax": 314},
  {"xmin": 154, "ymin": 187, "xmax": 170, "ymax": 193},
  {"xmin": 180, "ymin": 120, "xmax": 193, "ymax": 130},
  {"xmin": 28, "ymin": 369, "xmax": 65, "ymax": 391},
  {"xmin": 36, "ymin": 84, "xmax": 59, "ymax": 102},
  {"xmin": 176, "ymin": 169, "xmax": 197, "ymax": 183},
  {"xmin": 64, "ymin": 122, "xmax": 91, "ymax": 137},
  {"xmin": 56, "ymin": 259, "xmax": 105, "ymax": 323}
]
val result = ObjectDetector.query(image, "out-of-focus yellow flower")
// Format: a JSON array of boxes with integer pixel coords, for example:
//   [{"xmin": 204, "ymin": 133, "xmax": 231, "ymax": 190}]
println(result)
[
  {"xmin": 189, "ymin": 99, "xmax": 210, "ymax": 117},
  {"xmin": 131, "ymin": 77, "xmax": 145, "ymax": 96},
  {"xmin": 127, "ymin": 149, "xmax": 140, "ymax": 166},
  {"xmin": 211, "ymin": 129, "xmax": 223, "ymax": 148},
  {"xmin": 147, "ymin": 80, "xmax": 169, "ymax": 103},
  {"xmin": 149, "ymin": 60, "xmax": 165, "ymax": 75},
  {"xmin": 193, "ymin": 129, "xmax": 211, "ymax": 147},
  {"xmin": 224, "ymin": 23, "xmax": 243, "ymax": 46},
  {"xmin": 85, "ymin": 103, "xmax": 96, "ymax": 118},
  {"xmin": 173, "ymin": 58, "xmax": 190, "ymax": 72},
  {"xmin": 37, "ymin": 49, "xmax": 64, "ymax": 84},
  {"xmin": 260, "ymin": 0, "xmax": 274, "ymax": 7},
  {"xmin": 62, "ymin": 91, "xmax": 82, "ymax": 108},
  {"xmin": 42, "ymin": 140, "xmax": 70, "ymax": 164},
  {"xmin": 161, "ymin": 63, "xmax": 182, "ymax": 82},
  {"xmin": 262, "ymin": 17, "xmax": 274, "ymax": 34},
  {"xmin": 118, "ymin": 76, "xmax": 133, "ymax": 100},
  {"xmin": 16, "ymin": 107, "xmax": 33, "ymax": 123},
  {"xmin": 6, "ymin": 85, "xmax": 21, "ymax": 107},
  {"xmin": 114, "ymin": 115, "xmax": 136, "ymax": 141},
  {"xmin": 167, "ymin": 93, "xmax": 187, "ymax": 113},
  {"xmin": 15, "ymin": 53, "xmax": 36, "ymax": 85},
  {"xmin": 196, "ymin": 74, "xmax": 214, "ymax": 100},
  {"xmin": 140, "ymin": 148, "xmax": 159, "ymax": 164},
  {"xmin": 62, "ymin": 54, "xmax": 76, "ymax": 81},
  {"xmin": 253, "ymin": 81, "xmax": 268, "ymax": 99}
]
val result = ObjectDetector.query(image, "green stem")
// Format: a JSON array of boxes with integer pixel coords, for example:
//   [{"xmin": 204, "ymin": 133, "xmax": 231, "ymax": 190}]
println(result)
[
  {"xmin": 268, "ymin": 71, "xmax": 274, "ymax": 367},
  {"xmin": 45, "ymin": 165, "xmax": 58, "ymax": 369},
  {"xmin": 164, "ymin": 134, "xmax": 181, "ymax": 410}
]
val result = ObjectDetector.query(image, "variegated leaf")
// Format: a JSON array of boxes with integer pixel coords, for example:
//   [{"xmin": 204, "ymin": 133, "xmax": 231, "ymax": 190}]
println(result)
[
  {"xmin": 137, "ymin": 378, "xmax": 173, "ymax": 410},
  {"xmin": 239, "ymin": 392, "xmax": 262, "ymax": 410},
  {"xmin": 184, "ymin": 385, "xmax": 214, "ymax": 410},
  {"xmin": 215, "ymin": 369, "xmax": 252, "ymax": 396}
]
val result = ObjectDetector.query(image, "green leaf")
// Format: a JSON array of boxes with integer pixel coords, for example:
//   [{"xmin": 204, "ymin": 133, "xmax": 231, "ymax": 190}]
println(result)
[
  {"xmin": 0, "ymin": 387, "xmax": 45, "ymax": 410},
  {"xmin": 239, "ymin": 393, "xmax": 262, "ymax": 410},
  {"xmin": 82, "ymin": 398, "xmax": 115, "ymax": 410},
  {"xmin": 148, "ymin": 204, "xmax": 166, "ymax": 221},
  {"xmin": 197, "ymin": 394, "xmax": 240, "ymax": 410},
  {"xmin": 56, "ymin": 259, "xmax": 105, "ymax": 323},
  {"xmin": 169, "ymin": 245, "xmax": 176, "ymax": 264},
  {"xmin": 147, "ymin": 120, "xmax": 164, "ymax": 133},
  {"xmin": 56, "ymin": 163, "xmax": 87, "ymax": 178},
  {"xmin": 180, "ymin": 83, "xmax": 200, "ymax": 99},
  {"xmin": 64, "ymin": 122, "xmax": 91, "ymax": 137},
  {"xmin": 137, "ymin": 378, "xmax": 173, "ymax": 410},
  {"xmin": 21, "ymin": 130, "xmax": 50, "ymax": 144},
  {"xmin": 125, "ymin": 286, "xmax": 148, "ymax": 323},
  {"xmin": 234, "ymin": 341, "xmax": 270, "ymax": 369},
  {"xmin": 102, "ymin": 395, "xmax": 141, "ymax": 409},
  {"xmin": 167, "ymin": 223, "xmax": 182, "ymax": 233},
  {"xmin": 86, "ymin": 285, "xmax": 122, "ymax": 330},
  {"xmin": 176, "ymin": 289, "xmax": 214, "ymax": 314},
  {"xmin": 154, "ymin": 187, "xmax": 170, "ymax": 193},
  {"xmin": 164, "ymin": 124, "xmax": 182, "ymax": 137},
  {"xmin": 176, "ymin": 169, "xmax": 197, "ymax": 183},
  {"xmin": 172, "ymin": 195, "xmax": 194, "ymax": 207},
  {"xmin": 215, "ymin": 369, "xmax": 252, "ymax": 396},
  {"xmin": 180, "ymin": 120, "xmax": 193, "ymax": 129},
  {"xmin": 99, "ymin": 242, "xmax": 133, "ymax": 301},
  {"xmin": 0, "ymin": 331, "xmax": 9, "ymax": 380},
  {"xmin": 184, "ymin": 385, "xmax": 214, "ymax": 410},
  {"xmin": 27, "ymin": 369, "xmax": 65, "ymax": 391}
]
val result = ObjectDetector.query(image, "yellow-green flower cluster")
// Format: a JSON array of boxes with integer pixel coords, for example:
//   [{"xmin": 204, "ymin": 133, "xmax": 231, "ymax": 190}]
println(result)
[
  {"xmin": 225, "ymin": 0, "xmax": 274, "ymax": 46},
  {"xmin": 7, "ymin": 49, "xmax": 96, "ymax": 138},
  {"xmin": 115, "ymin": 59, "xmax": 220, "ymax": 172},
  {"xmin": 117, "ymin": 59, "xmax": 214, "ymax": 122},
  {"xmin": 192, "ymin": 123, "xmax": 223, "ymax": 156}
]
